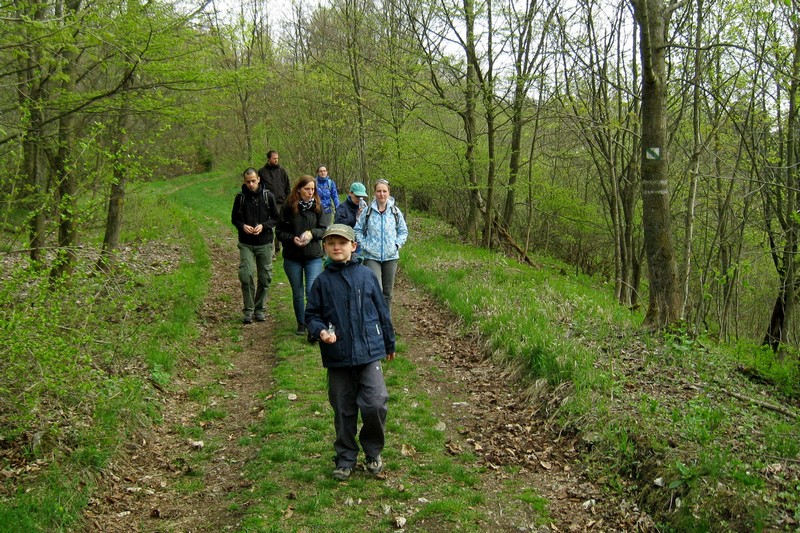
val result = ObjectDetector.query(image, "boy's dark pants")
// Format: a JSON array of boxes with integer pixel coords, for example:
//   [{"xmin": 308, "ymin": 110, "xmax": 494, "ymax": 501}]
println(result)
[{"xmin": 327, "ymin": 362, "xmax": 388, "ymax": 469}]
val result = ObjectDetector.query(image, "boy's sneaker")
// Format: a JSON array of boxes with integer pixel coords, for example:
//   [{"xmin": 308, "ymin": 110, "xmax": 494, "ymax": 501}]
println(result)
[
  {"xmin": 254, "ymin": 312, "xmax": 266, "ymax": 322},
  {"xmin": 365, "ymin": 456, "xmax": 383, "ymax": 476},
  {"xmin": 295, "ymin": 323, "xmax": 305, "ymax": 335},
  {"xmin": 332, "ymin": 466, "xmax": 352, "ymax": 481},
  {"xmin": 242, "ymin": 314, "xmax": 253, "ymax": 324}
]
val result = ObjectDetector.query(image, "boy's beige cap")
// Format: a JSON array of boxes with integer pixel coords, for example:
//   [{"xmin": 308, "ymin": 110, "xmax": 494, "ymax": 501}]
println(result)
[{"xmin": 323, "ymin": 223, "xmax": 356, "ymax": 242}]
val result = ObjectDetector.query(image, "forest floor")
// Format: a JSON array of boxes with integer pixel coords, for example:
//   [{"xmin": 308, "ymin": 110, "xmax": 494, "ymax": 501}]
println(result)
[{"xmin": 82, "ymin": 235, "xmax": 655, "ymax": 531}]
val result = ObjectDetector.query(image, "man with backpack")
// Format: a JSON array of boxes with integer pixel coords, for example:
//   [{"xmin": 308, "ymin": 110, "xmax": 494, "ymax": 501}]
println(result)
[{"xmin": 231, "ymin": 168, "xmax": 280, "ymax": 324}]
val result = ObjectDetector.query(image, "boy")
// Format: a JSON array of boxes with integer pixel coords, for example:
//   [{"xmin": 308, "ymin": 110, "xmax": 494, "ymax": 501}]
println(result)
[
  {"xmin": 305, "ymin": 224, "xmax": 396, "ymax": 481},
  {"xmin": 231, "ymin": 168, "xmax": 280, "ymax": 324}
]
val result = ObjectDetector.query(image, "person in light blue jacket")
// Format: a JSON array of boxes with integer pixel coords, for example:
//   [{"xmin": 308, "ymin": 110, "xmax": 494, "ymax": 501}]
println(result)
[{"xmin": 353, "ymin": 179, "xmax": 408, "ymax": 316}]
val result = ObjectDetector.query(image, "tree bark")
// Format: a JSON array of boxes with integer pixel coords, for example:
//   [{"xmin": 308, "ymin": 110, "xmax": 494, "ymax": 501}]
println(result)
[
  {"xmin": 464, "ymin": 0, "xmax": 480, "ymax": 238},
  {"xmin": 631, "ymin": 0, "xmax": 682, "ymax": 328},
  {"xmin": 18, "ymin": 0, "xmax": 48, "ymax": 265},
  {"xmin": 98, "ymin": 78, "xmax": 132, "ymax": 271},
  {"xmin": 51, "ymin": 0, "xmax": 83, "ymax": 280}
]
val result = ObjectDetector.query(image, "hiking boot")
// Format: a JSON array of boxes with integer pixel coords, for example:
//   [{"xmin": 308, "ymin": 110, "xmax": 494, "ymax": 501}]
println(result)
[
  {"xmin": 365, "ymin": 456, "xmax": 383, "ymax": 476},
  {"xmin": 332, "ymin": 466, "xmax": 352, "ymax": 481},
  {"xmin": 254, "ymin": 312, "xmax": 266, "ymax": 322},
  {"xmin": 242, "ymin": 314, "xmax": 253, "ymax": 324},
  {"xmin": 295, "ymin": 323, "xmax": 305, "ymax": 335}
]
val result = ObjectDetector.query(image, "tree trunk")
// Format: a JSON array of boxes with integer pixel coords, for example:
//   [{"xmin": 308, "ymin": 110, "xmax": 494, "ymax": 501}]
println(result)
[
  {"xmin": 481, "ymin": 0, "xmax": 496, "ymax": 249},
  {"xmin": 345, "ymin": 0, "xmax": 369, "ymax": 185},
  {"xmin": 631, "ymin": 0, "xmax": 682, "ymax": 328},
  {"xmin": 51, "ymin": 0, "xmax": 83, "ymax": 280},
  {"xmin": 764, "ymin": 27, "xmax": 800, "ymax": 354},
  {"xmin": 98, "ymin": 79, "xmax": 132, "ymax": 271},
  {"xmin": 680, "ymin": 0, "xmax": 703, "ymax": 320},
  {"xmin": 464, "ymin": 0, "xmax": 480, "ymax": 238},
  {"xmin": 18, "ymin": 0, "xmax": 48, "ymax": 265}
]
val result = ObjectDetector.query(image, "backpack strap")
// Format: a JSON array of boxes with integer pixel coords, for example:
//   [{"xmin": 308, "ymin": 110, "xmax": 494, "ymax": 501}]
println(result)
[
  {"xmin": 362, "ymin": 205, "xmax": 400, "ymax": 237},
  {"xmin": 237, "ymin": 192, "xmax": 245, "ymax": 217},
  {"xmin": 362, "ymin": 208, "xmax": 372, "ymax": 237}
]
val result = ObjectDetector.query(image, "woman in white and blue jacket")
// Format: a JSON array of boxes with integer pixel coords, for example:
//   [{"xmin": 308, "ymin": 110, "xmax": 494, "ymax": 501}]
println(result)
[{"xmin": 353, "ymin": 179, "xmax": 409, "ymax": 316}]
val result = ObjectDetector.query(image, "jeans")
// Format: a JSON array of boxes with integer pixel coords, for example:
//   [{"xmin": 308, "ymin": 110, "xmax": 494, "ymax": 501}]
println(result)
[
  {"xmin": 283, "ymin": 256, "xmax": 323, "ymax": 325},
  {"xmin": 363, "ymin": 259, "xmax": 398, "ymax": 315},
  {"xmin": 238, "ymin": 242, "xmax": 273, "ymax": 316}
]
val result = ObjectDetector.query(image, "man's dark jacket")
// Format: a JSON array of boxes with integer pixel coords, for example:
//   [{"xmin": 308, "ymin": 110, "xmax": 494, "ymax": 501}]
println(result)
[
  {"xmin": 231, "ymin": 184, "xmax": 280, "ymax": 246},
  {"xmin": 257, "ymin": 163, "xmax": 291, "ymax": 208},
  {"xmin": 334, "ymin": 196, "xmax": 360, "ymax": 227}
]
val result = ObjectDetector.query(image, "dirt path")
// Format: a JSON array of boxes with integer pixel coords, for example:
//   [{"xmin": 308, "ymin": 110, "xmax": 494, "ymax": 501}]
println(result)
[
  {"xmin": 84, "ymin": 239, "xmax": 277, "ymax": 531},
  {"xmin": 84, "ymin": 234, "xmax": 651, "ymax": 531}
]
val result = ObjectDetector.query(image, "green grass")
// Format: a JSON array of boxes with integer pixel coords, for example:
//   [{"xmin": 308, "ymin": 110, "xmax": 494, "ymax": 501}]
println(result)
[{"xmin": 0, "ymin": 183, "xmax": 215, "ymax": 530}]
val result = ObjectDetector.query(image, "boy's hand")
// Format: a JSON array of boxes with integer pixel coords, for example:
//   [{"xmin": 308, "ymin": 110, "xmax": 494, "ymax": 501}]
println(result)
[
  {"xmin": 319, "ymin": 330, "xmax": 337, "ymax": 344},
  {"xmin": 386, "ymin": 352, "xmax": 395, "ymax": 361}
]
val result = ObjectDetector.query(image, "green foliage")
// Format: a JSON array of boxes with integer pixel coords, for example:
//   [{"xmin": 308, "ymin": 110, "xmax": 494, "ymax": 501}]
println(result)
[
  {"xmin": 0, "ymin": 188, "xmax": 210, "ymax": 530},
  {"xmin": 735, "ymin": 343, "xmax": 800, "ymax": 399}
]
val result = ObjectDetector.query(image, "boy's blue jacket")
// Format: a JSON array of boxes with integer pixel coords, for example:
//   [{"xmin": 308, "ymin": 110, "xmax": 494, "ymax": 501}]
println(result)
[{"xmin": 305, "ymin": 259, "xmax": 395, "ymax": 368}]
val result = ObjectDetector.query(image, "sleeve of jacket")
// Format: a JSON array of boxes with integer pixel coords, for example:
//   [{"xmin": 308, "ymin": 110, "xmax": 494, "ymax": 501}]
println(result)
[
  {"xmin": 305, "ymin": 277, "xmax": 326, "ymax": 339},
  {"xmin": 310, "ymin": 211, "xmax": 328, "ymax": 240},
  {"xmin": 395, "ymin": 208, "xmax": 409, "ymax": 249},
  {"xmin": 282, "ymin": 169, "xmax": 291, "ymax": 200},
  {"xmin": 353, "ymin": 209, "xmax": 365, "ymax": 238},
  {"xmin": 264, "ymin": 191, "xmax": 280, "ymax": 228},
  {"xmin": 276, "ymin": 206, "xmax": 294, "ymax": 243},
  {"xmin": 334, "ymin": 207, "xmax": 347, "ymax": 225},
  {"xmin": 231, "ymin": 194, "xmax": 244, "ymax": 230},
  {"xmin": 331, "ymin": 180, "xmax": 340, "ymax": 208}
]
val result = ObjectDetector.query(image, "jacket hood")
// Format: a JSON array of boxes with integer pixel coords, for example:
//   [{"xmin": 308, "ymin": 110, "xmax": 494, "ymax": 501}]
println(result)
[
  {"xmin": 325, "ymin": 258, "xmax": 363, "ymax": 272},
  {"xmin": 240, "ymin": 183, "xmax": 263, "ymax": 195},
  {"xmin": 369, "ymin": 196, "xmax": 396, "ymax": 211}
]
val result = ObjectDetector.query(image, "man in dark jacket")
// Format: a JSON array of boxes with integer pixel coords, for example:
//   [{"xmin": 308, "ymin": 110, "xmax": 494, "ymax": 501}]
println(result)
[
  {"xmin": 231, "ymin": 168, "xmax": 280, "ymax": 324},
  {"xmin": 257, "ymin": 150, "xmax": 291, "ymax": 253},
  {"xmin": 305, "ymin": 224, "xmax": 395, "ymax": 482}
]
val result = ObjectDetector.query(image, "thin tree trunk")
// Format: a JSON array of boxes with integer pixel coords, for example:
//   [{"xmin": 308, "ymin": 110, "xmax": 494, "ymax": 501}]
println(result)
[
  {"xmin": 345, "ymin": 0, "xmax": 369, "ymax": 184},
  {"xmin": 481, "ymin": 0, "xmax": 495, "ymax": 249},
  {"xmin": 98, "ymin": 79, "xmax": 132, "ymax": 271},
  {"xmin": 19, "ymin": 0, "xmax": 48, "ymax": 264},
  {"xmin": 681, "ymin": 0, "xmax": 703, "ymax": 320},
  {"xmin": 51, "ymin": 0, "xmax": 83, "ymax": 280},
  {"xmin": 463, "ymin": 0, "xmax": 480, "ymax": 238}
]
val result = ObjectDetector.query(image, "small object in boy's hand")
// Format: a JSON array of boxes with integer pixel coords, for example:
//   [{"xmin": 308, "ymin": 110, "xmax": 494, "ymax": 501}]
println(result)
[{"xmin": 327, "ymin": 323, "xmax": 336, "ymax": 336}]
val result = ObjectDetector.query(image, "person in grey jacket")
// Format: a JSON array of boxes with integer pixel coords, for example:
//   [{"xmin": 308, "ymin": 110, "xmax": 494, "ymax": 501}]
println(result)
[
  {"xmin": 305, "ymin": 224, "xmax": 396, "ymax": 482},
  {"xmin": 353, "ymin": 179, "xmax": 409, "ymax": 316}
]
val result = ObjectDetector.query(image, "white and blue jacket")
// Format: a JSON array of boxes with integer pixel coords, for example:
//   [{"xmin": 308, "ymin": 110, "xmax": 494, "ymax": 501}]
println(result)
[{"xmin": 353, "ymin": 197, "xmax": 408, "ymax": 262}]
